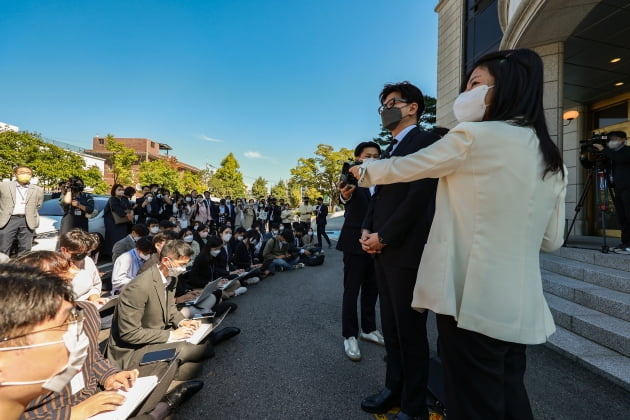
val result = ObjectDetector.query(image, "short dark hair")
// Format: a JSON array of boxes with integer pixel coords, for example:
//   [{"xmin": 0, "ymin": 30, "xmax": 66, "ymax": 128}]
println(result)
[
  {"xmin": 146, "ymin": 218, "xmax": 159, "ymax": 226},
  {"xmin": 202, "ymin": 235, "xmax": 223, "ymax": 254},
  {"xmin": 354, "ymin": 141, "xmax": 382, "ymax": 157},
  {"xmin": 59, "ymin": 228, "xmax": 90, "ymax": 252},
  {"xmin": 279, "ymin": 229, "xmax": 294, "ymax": 243},
  {"xmin": 131, "ymin": 224, "xmax": 149, "ymax": 237},
  {"xmin": 608, "ymin": 131, "xmax": 627, "ymax": 139},
  {"xmin": 124, "ymin": 186, "xmax": 136, "ymax": 197},
  {"xmin": 0, "ymin": 264, "xmax": 74, "ymax": 346},
  {"xmin": 135, "ymin": 237, "xmax": 155, "ymax": 254},
  {"xmin": 110, "ymin": 183, "xmax": 124, "ymax": 196},
  {"xmin": 379, "ymin": 81, "xmax": 425, "ymax": 121},
  {"xmin": 160, "ymin": 239, "xmax": 193, "ymax": 260},
  {"xmin": 468, "ymin": 48, "xmax": 563, "ymax": 179}
]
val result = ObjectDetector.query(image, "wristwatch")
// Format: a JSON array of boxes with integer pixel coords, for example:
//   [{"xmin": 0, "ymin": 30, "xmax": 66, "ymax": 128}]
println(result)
[{"xmin": 378, "ymin": 234, "xmax": 387, "ymax": 246}]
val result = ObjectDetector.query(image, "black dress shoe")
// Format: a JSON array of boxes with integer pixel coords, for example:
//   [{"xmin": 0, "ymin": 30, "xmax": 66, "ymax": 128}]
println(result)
[
  {"xmin": 163, "ymin": 380, "xmax": 204, "ymax": 410},
  {"xmin": 361, "ymin": 387, "xmax": 400, "ymax": 414},
  {"xmin": 209, "ymin": 326, "xmax": 240, "ymax": 346}
]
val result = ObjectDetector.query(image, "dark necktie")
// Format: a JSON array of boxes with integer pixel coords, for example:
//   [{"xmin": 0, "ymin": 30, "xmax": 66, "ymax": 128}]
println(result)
[{"xmin": 382, "ymin": 139, "xmax": 398, "ymax": 158}]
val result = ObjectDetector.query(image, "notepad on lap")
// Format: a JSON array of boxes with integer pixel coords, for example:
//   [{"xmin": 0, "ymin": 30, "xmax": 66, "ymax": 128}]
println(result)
[
  {"xmin": 87, "ymin": 375, "xmax": 158, "ymax": 420},
  {"xmin": 167, "ymin": 307, "xmax": 232, "ymax": 345}
]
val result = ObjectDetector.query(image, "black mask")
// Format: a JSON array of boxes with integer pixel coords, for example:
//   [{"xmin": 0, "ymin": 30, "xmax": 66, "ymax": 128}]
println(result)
[{"xmin": 380, "ymin": 107, "xmax": 403, "ymax": 131}]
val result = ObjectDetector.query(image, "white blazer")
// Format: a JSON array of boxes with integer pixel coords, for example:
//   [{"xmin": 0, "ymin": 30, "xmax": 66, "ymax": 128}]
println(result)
[{"xmin": 359, "ymin": 121, "xmax": 567, "ymax": 344}]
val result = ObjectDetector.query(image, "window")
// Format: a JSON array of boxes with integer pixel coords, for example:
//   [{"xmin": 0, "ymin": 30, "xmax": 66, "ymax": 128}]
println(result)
[
  {"xmin": 98, "ymin": 138, "xmax": 104, "ymax": 145},
  {"xmin": 594, "ymin": 102, "xmax": 628, "ymax": 128},
  {"xmin": 150, "ymin": 142, "xmax": 155, "ymax": 148},
  {"xmin": 464, "ymin": 0, "xmax": 503, "ymax": 75}
]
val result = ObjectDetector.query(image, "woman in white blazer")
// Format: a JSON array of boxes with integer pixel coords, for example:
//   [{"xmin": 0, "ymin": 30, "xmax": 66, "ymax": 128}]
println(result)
[{"xmin": 351, "ymin": 49, "xmax": 567, "ymax": 420}]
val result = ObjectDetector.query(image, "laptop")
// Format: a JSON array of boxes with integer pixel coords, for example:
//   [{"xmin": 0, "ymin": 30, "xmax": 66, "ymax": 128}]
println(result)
[{"xmin": 183, "ymin": 279, "xmax": 220, "ymax": 307}]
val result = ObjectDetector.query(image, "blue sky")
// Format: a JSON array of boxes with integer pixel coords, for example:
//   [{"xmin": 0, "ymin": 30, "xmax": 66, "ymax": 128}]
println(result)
[{"xmin": 0, "ymin": 0, "xmax": 438, "ymax": 187}]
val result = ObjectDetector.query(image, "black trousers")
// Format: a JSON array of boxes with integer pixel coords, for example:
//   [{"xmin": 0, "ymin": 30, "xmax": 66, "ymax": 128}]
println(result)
[
  {"xmin": 0, "ymin": 215, "xmax": 34, "ymax": 256},
  {"xmin": 316, "ymin": 223, "xmax": 330, "ymax": 246},
  {"xmin": 436, "ymin": 314, "xmax": 533, "ymax": 420},
  {"xmin": 374, "ymin": 258, "xmax": 429, "ymax": 417},
  {"xmin": 342, "ymin": 252, "xmax": 378, "ymax": 338},
  {"xmin": 613, "ymin": 187, "xmax": 630, "ymax": 245}
]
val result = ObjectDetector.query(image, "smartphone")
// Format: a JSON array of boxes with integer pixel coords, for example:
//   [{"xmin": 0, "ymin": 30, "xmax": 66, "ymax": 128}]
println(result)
[
  {"xmin": 192, "ymin": 312, "xmax": 215, "ymax": 321},
  {"xmin": 139, "ymin": 348, "xmax": 177, "ymax": 365}
]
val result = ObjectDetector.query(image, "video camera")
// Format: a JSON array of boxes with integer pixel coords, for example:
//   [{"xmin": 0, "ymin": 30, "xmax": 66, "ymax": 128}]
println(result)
[
  {"xmin": 579, "ymin": 133, "xmax": 609, "ymax": 165},
  {"xmin": 64, "ymin": 176, "xmax": 85, "ymax": 192},
  {"xmin": 339, "ymin": 160, "xmax": 362, "ymax": 188}
]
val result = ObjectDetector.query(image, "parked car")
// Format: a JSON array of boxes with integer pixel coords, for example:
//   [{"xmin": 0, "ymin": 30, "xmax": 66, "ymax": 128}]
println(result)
[{"xmin": 32, "ymin": 195, "xmax": 110, "ymax": 252}]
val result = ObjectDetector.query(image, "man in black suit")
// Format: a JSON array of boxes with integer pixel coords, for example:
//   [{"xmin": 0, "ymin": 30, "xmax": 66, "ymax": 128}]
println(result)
[
  {"xmin": 315, "ymin": 197, "xmax": 331, "ymax": 248},
  {"xmin": 359, "ymin": 82, "xmax": 439, "ymax": 420},
  {"xmin": 337, "ymin": 141, "xmax": 383, "ymax": 362}
]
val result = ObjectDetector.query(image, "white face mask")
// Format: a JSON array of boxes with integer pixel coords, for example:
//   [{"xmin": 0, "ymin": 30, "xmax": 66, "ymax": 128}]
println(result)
[
  {"xmin": 250, "ymin": 239, "xmax": 257, "ymax": 245},
  {"xmin": 167, "ymin": 264, "xmax": 186, "ymax": 278},
  {"xmin": 453, "ymin": 84, "xmax": 493, "ymax": 123},
  {"xmin": 150, "ymin": 226, "xmax": 159, "ymax": 234},
  {"xmin": 236, "ymin": 236, "xmax": 244, "ymax": 241},
  {"xmin": 0, "ymin": 322, "xmax": 89, "ymax": 393},
  {"xmin": 608, "ymin": 140, "xmax": 625, "ymax": 149},
  {"xmin": 138, "ymin": 252, "xmax": 151, "ymax": 261},
  {"xmin": 210, "ymin": 249, "xmax": 221, "ymax": 257},
  {"xmin": 222, "ymin": 233, "xmax": 232, "ymax": 242},
  {"xmin": 183, "ymin": 235, "xmax": 194, "ymax": 243}
]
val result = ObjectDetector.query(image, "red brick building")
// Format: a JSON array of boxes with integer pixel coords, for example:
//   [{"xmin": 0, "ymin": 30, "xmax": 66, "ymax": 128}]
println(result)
[{"xmin": 86, "ymin": 137, "xmax": 200, "ymax": 186}]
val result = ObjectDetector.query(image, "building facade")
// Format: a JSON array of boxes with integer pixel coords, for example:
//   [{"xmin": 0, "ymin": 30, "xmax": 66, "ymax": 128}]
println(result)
[
  {"xmin": 435, "ymin": 0, "xmax": 630, "ymax": 237},
  {"xmin": 86, "ymin": 137, "xmax": 200, "ymax": 186}
]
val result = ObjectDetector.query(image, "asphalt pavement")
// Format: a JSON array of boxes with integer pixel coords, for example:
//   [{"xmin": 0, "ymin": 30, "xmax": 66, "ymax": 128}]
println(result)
[{"xmin": 173, "ymin": 218, "xmax": 630, "ymax": 420}]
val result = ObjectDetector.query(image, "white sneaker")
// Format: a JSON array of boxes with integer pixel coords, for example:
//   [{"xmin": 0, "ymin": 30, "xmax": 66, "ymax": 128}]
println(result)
[
  {"xmin": 244, "ymin": 277, "xmax": 260, "ymax": 285},
  {"xmin": 233, "ymin": 286, "xmax": 247, "ymax": 296},
  {"xmin": 360, "ymin": 330, "xmax": 385, "ymax": 346},
  {"xmin": 295, "ymin": 263, "xmax": 305, "ymax": 269},
  {"xmin": 344, "ymin": 337, "xmax": 361, "ymax": 361}
]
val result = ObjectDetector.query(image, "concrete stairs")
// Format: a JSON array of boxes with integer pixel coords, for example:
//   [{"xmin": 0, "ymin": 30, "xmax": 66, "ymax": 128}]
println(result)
[{"xmin": 540, "ymin": 246, "xmax": 630, "ymax": 391}]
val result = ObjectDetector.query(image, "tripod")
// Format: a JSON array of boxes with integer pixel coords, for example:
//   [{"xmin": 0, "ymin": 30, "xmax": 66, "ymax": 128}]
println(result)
[{"xmin": 564, "ymin": 162, "xmax": 613, "ymax": 253}]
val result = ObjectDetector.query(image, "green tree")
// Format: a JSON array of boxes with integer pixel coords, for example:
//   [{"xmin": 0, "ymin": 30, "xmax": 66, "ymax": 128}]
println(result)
[
  {"xmin": 270, "ymin": 179, "xmax": 288, "ymax": 202},
  {"xmin": 138, "ymin": 159, "xmax": 179, "ymax": 192},
  {"xmin": 105, "ymin": 134, "xmax": 137, "ymax": 186},
  {"xmin": 208, "ymin": 153, "xmax": 247, "ymax": 198},
  {"xmin": 290, "ymin": 144, "xmax": 353, "ymax": 210},
  {"xmin": 81, "ymin": 165, "xmax": 110, "ymax": 194},
  {"xmin": 251, "ymin": 176, "xmax": 268, "ymax": 198},
  {"xmin": 178, "ymin": 170, "xmax": 205, "ymax": 194},
  {"xmin": 287, "ymin": 179, "xmax": 302, "ymax": 207}
]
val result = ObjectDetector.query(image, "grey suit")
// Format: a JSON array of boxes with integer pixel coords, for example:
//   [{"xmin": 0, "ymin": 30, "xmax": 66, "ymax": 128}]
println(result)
[
  {"xmin": 0, "ymin": 180, "xmax": 44, "ymax": 255},
  {"xmin": 106, "ymin": 264, "xmax": 208, "ymax": 371},
  {"xmin": 111, "ymin": 234, "xmax": 136, "ymax": 263}
]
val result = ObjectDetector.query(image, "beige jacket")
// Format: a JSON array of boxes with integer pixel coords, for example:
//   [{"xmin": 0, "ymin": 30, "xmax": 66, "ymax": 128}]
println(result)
[
  {"xmin": 0, "ymin": 180, "xmax": 44, "ymax": 229},
  {"xmin": 359, "ymin": 121, "xmax": 567, "ymax": 344}
]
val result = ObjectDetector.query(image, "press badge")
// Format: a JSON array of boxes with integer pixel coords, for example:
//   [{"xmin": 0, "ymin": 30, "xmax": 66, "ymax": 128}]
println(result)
[
  {"xmin": 74, "ymin": 209, "xmax": 83, "ymax": 216},
  {"xmin": 70, "ymin": 370, "xmax": 85, "ymax": 394}
]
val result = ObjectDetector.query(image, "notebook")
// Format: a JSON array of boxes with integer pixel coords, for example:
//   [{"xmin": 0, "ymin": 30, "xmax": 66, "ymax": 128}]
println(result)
[
  {"xmin": 87, "ymin": 375, "xmax": 158, "ymax": 420},
  {"xmin": 168, "ymin": 306, "xmax": 231, "ymax": 345}
]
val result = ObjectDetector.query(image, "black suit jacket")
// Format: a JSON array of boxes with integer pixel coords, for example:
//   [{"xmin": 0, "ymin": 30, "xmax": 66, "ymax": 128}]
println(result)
[
  {"xmin": 336, "ymin": 187, "xmax": 371, "ymax": 255},
  {"xmin": 315, "ymin": 204, "xmax": 328, "ymax": 225},
  {"xmin": 362, "ymin": 126, "xmax": 439, "ymax": 269}
]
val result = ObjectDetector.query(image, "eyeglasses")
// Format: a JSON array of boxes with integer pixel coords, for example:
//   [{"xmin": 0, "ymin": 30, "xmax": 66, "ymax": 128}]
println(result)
[
  {"xmin": 1, "ymin": 307, "xmax": 84, "ymax": 343},
  {"xmin": 378, "ymin": 98, "xmax": 409, "ymax": 114},
  {"xmin": 69, "ymin": 252, "xmax": 88, "ymax": 261}
]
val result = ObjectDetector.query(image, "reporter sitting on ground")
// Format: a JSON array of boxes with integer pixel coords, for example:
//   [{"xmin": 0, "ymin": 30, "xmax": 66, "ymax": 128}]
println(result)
[
  {"xmin": 111, "ymin": 237, "xmax": 155, "ymax": 295},
  {"xmin": 59, "ymin": 228, "xmax": 107, "ymax": 306},
  {"xmin": 137, "ymin": 231, "xmax": 179, "ymax": 276},
  {"xmin": 592, "ymin": 131, "xmax": 630, "ymax": 253},
  {"xmin": 106, "ymin": 240, "xmax": 212, "ymax": 380},
  {"xmin": 180, "ymin": 227, "xmax": 200, "ymax": 265},
  {"xmin": 111, "ymin": 224, "xmax": 150, "ymax": 263},
  {"xmin": 262, "ymin": 229, "xmax": 305, "ymax": 273},
  {"xmin": 0, "ymin": 264, "xmax": 77, "ymax": 420},
  {"xmin": 231, "ymin": 229, "xmax": 263, "ymax": 284}
]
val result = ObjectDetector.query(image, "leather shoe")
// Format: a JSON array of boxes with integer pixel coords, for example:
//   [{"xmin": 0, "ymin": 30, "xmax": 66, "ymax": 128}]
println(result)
[
  {"xmin": 393, "ymin": 411, "xmax": 427, "ymax": 420},
  {"xmin": 163, "ymin": 380, "xmax": 204, "ymax": 410},
  {"xmin": 209, "ymin": 326, "xmax": 240, "ymax": 346},
  {"xmin": 361, "ymin": 387, "xmax": 400, "ymax": 414}
]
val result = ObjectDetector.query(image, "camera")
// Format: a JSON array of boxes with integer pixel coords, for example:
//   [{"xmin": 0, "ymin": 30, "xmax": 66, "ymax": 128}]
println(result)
[
  {"xmin": 339, "ymin": 160, "xmax": 362, "ymax": 188},
  {"xmin": 64, "ymin": 176, "xmax": 85, "ymax": 192},
  {"xmin": 579, "ymin": 133, "xmax": 608, "ymax": 165}
]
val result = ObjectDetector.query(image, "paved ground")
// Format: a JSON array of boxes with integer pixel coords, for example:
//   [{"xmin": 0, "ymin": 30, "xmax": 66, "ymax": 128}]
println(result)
[{"xmin": 173, "ymin": 218, "xmax": 630, "ymax": 420}]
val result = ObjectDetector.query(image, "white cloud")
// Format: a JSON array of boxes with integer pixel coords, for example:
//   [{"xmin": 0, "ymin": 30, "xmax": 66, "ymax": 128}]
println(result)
[
  {"xmin": 198, "ymin": 134, "xmax": 224, "ymax": 143},
  {"xmin": 244, "ymin": 151, "xmax": 265, "ymax": 159}
]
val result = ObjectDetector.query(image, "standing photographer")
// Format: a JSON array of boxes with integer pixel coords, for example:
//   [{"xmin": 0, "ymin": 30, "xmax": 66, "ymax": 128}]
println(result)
[
  {"xmin": 59, "ymin": 176, "xmax": 95, "ymax": 236},
  {"xmin": 337, "ymin": 141, "xmax": 383, "ymax": 362},
  {"xmin": 593, "ymin": 131, "xmax": 630, "ymax": 253}
]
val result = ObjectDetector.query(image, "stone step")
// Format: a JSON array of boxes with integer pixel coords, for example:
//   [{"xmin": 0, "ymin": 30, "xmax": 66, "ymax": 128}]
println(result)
[
  {"xmin": 544, "ymin": 293, "xmax": 630, "ymax": 357},
  {"xmin": 542, "ymin": 270, "xmax": 630, "ymax": 322},
  {"xmin": 545, "ymin": 325, "xmax": 630, "ymax": 392},
  {"xmin": 540, "ymin": 253, "xmax": 630, "ymax": 294},
  {"xmin": 554, "ymin": 246, "xmax": 630, "ymax": 272}
]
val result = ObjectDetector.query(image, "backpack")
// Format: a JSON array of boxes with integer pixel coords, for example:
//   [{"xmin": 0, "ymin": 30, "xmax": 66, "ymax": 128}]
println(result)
[{"xmin": 303, "ymin": 253, "xmax": 325, "ymax": 266}]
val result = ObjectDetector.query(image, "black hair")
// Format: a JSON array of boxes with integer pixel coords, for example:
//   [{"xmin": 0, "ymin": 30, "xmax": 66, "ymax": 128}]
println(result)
[
  {"xmin": 135, "ymin": 236, "xmax": 155, "ymax": 254},
  {"xmin": 131, "ymin": 224, "xmax": 149, "ymax": 236},
  {"xmin": 608, "ymin": 131, "xmax": 627, "ymax": 139},
  {"xmin": 124, "ymin": 186, "xmax": 136, "ymax": 197},
  {"xmin": 466, "ymin": 48, "xmax": 564, "ymax": 179},
  {"xmin": 201, "ymin": 235, "xmax": 223, "ymax": 255},
  {"xmin": 379, "ymin": 81, "xmax": 425, "ymax": 121},
  {"xmin": 354, "ymin": 141, "xmax": 382, "ymax": 158},
  {"xmin": 0, "ymin": 264, "xmax": 74, "ymax": 345},
  {"xmin": 146, "ymin": 217, "xmax": 159, "ymax": 226},
  {"xmin": 110, "ymin": 183, "xmax": 124, "ymax": 196},
  {"xmin": 59, "ymin": 228, "xmax": 91, "ymax": 252}
]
